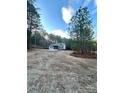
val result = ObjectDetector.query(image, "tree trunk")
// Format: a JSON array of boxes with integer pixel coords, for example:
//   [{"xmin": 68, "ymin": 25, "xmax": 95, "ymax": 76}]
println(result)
[
  {"xmin": 27, "ymin": 15, "xmax": 33, "ymax": 49},
  {"xmin": 27, "ymin": 30, "xmax": 31, "ymax": 49}
]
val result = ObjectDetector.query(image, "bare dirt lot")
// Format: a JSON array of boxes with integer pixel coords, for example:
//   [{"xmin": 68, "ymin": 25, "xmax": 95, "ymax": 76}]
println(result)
[{"xmin": 27, "ymin": 49, "xmax": 97, "ymax": 93}]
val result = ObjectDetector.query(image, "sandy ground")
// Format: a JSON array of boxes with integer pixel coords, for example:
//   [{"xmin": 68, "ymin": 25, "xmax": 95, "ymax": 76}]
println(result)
[{"xmin": 27, "ymin": 49, "xmax": 97, "ymax": 93}]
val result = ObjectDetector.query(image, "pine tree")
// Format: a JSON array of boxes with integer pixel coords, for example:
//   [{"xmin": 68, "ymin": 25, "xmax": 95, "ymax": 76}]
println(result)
[
  {"xmin": 68, "ymin": 7, "xmax": 94, "ymax": 54},
  {"xmin": 27, "ymin": 0, "xmax": 41, "ymax": 49}
]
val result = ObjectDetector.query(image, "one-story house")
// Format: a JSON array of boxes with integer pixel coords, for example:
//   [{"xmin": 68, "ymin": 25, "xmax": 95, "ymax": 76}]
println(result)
[{"xmin": 49, "ymin": 43, "xmax": 66, "ymax": 50}]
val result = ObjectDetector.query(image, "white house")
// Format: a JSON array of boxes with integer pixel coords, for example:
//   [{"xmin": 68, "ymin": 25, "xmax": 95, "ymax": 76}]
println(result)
[{"xmin": 49, "ymin": 43, "xmax": 66, "ymax": 50}]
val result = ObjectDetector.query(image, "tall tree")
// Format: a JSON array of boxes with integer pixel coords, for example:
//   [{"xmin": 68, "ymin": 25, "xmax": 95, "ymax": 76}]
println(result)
[
  {"xmin": 68, "ymin": 7, "xmax": 94, "ymax": 54},
  {"xmin": 27, "ymin": 0, "xmax": 41, "ymax": 49}
]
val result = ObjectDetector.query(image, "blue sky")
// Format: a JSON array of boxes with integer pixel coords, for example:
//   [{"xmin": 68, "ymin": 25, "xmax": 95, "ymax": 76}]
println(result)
[{"xmin": 36, "ymin": 0, "xmax": 97, "ymax": 38}]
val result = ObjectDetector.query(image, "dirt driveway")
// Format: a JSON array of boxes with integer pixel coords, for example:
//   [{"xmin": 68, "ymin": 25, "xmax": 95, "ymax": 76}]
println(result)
[{"xmin": 27, "ymin": 49, "xmax": 97, "ymax": 93}]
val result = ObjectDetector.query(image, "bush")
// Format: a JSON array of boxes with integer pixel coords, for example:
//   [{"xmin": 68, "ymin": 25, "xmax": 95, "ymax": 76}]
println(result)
[
  {"xmin": 87, "ymin": 40, "xmax": 97, "ymax": 51},
  {"xmin": 70, "ymin": 40, "xmax": 80, "ymax": 51}
]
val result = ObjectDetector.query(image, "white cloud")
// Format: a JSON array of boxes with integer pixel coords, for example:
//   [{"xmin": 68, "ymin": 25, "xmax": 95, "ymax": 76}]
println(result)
[
  {"xmin": 61, "ymin": 6, "xmax": 74, "ymax": 24},
  {"xmin": 48, "ymin": 29, "xmax": 70, "ymax": 39}
]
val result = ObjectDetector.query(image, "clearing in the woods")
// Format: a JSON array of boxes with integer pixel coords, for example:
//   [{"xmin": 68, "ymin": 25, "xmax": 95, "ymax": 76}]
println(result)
[{"xmin": 27, "ymin": 49, "xmax": 97, "ymax": 93}]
